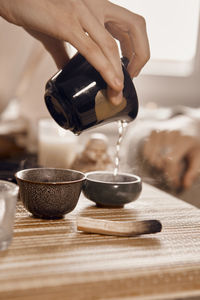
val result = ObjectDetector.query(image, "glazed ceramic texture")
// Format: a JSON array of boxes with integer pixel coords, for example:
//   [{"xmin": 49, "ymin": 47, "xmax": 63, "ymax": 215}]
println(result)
[
  {"xmin": 45, "ymin": 53, "xmax": 138, "ymax": 134},
  {"xmin": 15, "ymin": 168, "xmax": 85, "ymax": 219},
  {"xmin": 82, "ymin": 171, "xmax": 142, "ymax": 208}
]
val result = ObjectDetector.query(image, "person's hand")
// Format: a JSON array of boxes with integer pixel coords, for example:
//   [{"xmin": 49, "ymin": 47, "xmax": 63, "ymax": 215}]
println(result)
[
  {"xmin": 0, "ymin": 0, "xmax": 150, "ymax": 105},
  {"xmin": 142, "ymin": 130, "xmax": 200, "ymax": 190}
]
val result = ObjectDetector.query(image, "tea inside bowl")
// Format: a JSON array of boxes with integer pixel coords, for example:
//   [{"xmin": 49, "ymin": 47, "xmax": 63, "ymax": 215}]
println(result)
[
  {"xmin": 86, "ymin": 172, "xmax": 140, "ymax": 184},
  {"xmin": 17, "ymin": 168, "xmax": 85, "ymax": 183},
  {"xmin": 82, "ymin": 171, "xmax": 142, "ymax": 208}
]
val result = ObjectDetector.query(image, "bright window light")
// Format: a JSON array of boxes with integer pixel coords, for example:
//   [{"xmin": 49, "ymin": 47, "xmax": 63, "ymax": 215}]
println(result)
[{"xmin": 111, "ymin": 0, "xmax": 200, "ymax": 76}]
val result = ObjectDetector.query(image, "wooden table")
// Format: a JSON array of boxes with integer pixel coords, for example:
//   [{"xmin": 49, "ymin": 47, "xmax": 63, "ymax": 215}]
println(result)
[{"xmin": 0, "ymin": 183, "xmax": 200, "ymax": 300}]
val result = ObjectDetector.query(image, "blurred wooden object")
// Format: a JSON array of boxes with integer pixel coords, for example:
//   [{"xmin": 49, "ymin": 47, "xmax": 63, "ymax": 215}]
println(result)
[{"xmin": 0, "ymin": 183, "xmax": 200, "ymax": 300}]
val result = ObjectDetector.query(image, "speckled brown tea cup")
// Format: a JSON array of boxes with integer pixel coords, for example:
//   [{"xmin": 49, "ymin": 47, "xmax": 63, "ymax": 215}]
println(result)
[
  {"xmin": 15, "ymin": 168, "xmax": 85, "ymax": 219},
  {"xmin": 82, "ymin": 171, "xmax": 142, "ymax": 208}
]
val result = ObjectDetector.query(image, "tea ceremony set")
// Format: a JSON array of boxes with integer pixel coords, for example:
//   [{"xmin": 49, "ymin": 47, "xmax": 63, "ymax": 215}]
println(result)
[{"xmin": 0, "ymin": 54, "xmax": 200, "ymax": 300}]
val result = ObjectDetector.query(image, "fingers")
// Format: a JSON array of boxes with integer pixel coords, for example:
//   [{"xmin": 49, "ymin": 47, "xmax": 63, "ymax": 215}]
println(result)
[
  {"xmin": 164, "ymin": 159, "xmax": 183, "ymax": 189},
  {"xmin": 68, "ymin": 26, "xmax": 123, "ymax": 104},
  {"xmin": 42, "ymin": 39, "xmax": 70, "ymax": 69},
  {"xmin": 142, "ymin": 130, "xmax": 200, "ymax": 190},
  {"xmin": 127, "ymin": 14, "xmax": 150, "ymax": 77},
  {"xmin": 106, "ymin": 88, "xmax": 123, "ymax": 106},
  {"xmin": 16, "ymin": 0, "xmax": 150, "ymax": 105},
  {"xmin": 162, "ymin": 134, "xmax": 194, "ymax": 163},
  {"xmin": 162, "ymin": 134, "xmax": 200, "ymax": 189},
  {"xmin": 105, "ymin": 22, "xmax": 133, "ymax": 63},
  {"xmin": 24, "ymin": 1, "xmax": 124, "ymax": 103},
  {"xmin": 144, "ymin": 130, "xmax": 192, "ymax": 167},
  {"xmin": 72, "ymin": 1, "xmax": 150, "ymax": 103},
  {"xmin": 143, "ymin": 130, "xmax": 166, "ymax": 168},
  {"xmin": 77, "ymin": 4, "xmax": 124, "ymax": 105},
  {"xmin": 143, "ymin": 132, "xmax": 182, "ymax": 190},
  {"xmin": 25, "ymin": 29, "xmax": 70, "ymax": 69},
  {"xmin": 81, "ymin": 15, "xmax": 123, "ymax": 79},
  {"xmin": 106, "ymin": 3, "xmax": 150, "ymax": 78},
  {"xmin": 183, "ymin": 147, "xmax": 200, "ymax": 189},
  {"xmin": 105, "ymin": 22, "xmax": 136, "ymax": 105}
]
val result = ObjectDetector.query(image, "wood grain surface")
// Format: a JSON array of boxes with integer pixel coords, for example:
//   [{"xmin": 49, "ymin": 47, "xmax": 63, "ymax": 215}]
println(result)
[{"xmin": 0, "ymin": 183, "xmax": 200, "ymax": 300}]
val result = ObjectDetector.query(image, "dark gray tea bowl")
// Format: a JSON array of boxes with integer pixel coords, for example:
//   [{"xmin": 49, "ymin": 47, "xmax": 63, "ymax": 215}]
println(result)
[
  {"xmin": 82, "ymin": 171, "xmax": 142, "ymax": 208},
  {"xmin": 15, "ymin": 168, "xmax": 85, "ymax": 219}
]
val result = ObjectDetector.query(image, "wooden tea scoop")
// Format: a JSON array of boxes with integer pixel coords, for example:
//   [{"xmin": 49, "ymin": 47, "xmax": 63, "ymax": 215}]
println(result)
[{"xmin": 77, "ymin": 217, "xmax": 162, "ymax": 237}]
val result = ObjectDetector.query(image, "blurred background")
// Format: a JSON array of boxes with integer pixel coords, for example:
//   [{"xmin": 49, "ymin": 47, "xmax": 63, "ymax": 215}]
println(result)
[
  {"xmin": 1, "ymin": 0, "xmax": 200, "ymax": 126},
  {"xmin": 0, "ymin": 0, "xmax": 200, "ymax": 205},
  {"xmin": 113, "ymin": 0, "xmax": 200, "ymax": 107}
]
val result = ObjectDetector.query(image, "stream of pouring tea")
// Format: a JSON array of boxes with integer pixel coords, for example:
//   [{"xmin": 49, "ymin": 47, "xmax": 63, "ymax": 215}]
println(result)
[{"xmin": 114, "ymin": 120, "xmax": 127, "ymax": 176}]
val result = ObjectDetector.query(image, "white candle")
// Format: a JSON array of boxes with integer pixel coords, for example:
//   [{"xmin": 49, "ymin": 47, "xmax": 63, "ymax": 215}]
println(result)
[{"xmin": 38, "ymin": 119, "xmax": 78, "ymax": 168}]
